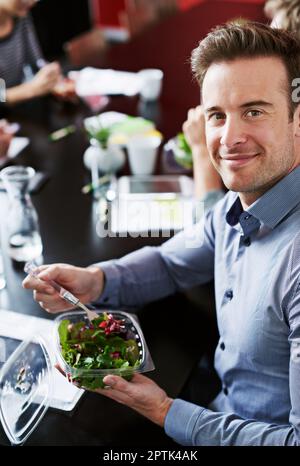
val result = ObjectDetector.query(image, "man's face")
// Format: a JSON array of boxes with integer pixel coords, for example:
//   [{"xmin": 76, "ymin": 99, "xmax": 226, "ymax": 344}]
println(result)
[{"xmin": 202, "ymin": 57, "xmax": 300, "ymax": 199}]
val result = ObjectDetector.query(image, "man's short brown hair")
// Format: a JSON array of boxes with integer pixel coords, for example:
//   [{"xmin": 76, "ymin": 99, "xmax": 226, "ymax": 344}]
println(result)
[{"xmin": 191, "ymin": 21, "xmax": 300, "ymax": 116}]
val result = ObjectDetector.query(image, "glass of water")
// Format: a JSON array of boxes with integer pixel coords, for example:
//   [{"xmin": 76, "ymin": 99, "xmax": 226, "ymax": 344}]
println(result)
[{"xmin": 0, "ymin": 166, "xmax": 43, "ymax": 263}]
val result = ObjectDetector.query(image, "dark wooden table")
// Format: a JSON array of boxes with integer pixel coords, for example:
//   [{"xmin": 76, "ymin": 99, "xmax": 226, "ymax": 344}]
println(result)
[{"xmin": 0, "ymin": 2, "xmax": 264, "ymax": 446}]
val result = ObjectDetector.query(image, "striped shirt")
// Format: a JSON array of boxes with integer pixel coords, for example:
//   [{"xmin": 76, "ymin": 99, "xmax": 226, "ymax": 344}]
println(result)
[{"xmin": 0, "ymin": 15, "xmax": 43, "ymax": 88}]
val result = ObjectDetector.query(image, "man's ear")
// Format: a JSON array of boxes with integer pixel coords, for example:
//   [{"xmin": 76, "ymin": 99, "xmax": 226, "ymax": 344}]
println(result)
[{"xmin": 293, "ymin": 105, "xmax": 300, "ymax": 137}]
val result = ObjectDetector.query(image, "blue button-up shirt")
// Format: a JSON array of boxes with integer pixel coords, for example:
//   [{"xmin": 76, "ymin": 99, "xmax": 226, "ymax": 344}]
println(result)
[{"xmin": 96, "ymin": 166, "xmax": 300, "ymax": 446}]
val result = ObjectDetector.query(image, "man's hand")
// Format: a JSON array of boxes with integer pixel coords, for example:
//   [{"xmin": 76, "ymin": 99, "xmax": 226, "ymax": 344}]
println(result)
[
  {"xmin": 95, "ymin": 373, "xmax": 173, "ymax": 427},
  {"xmin": 22, "ymin": 263, "xmax": 104, "ymax": 313}
]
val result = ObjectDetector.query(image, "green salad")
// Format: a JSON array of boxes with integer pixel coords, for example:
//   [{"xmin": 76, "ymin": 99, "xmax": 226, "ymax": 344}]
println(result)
[
  {"xmin": 173, "ymin": 133, "xmax": 193, "ymax": 170},
  {"xmin": 58, "ymin": 312, "xmax": 141, "ymax": 389}
]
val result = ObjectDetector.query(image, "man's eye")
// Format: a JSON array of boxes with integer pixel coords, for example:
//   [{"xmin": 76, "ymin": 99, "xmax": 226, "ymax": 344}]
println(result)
[
  {"xmin": 246, "ymin": 110, "xmax": 262, "ymax": 117},
  {"xmin": 209, "ymin": 112, "xmax": 225, "ymax": 121}
]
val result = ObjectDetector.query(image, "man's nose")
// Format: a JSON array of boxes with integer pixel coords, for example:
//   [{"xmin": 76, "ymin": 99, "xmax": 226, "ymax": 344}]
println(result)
[{"xmin": 220, "ymin": 118, "xmax": 247, "ymax": 148}]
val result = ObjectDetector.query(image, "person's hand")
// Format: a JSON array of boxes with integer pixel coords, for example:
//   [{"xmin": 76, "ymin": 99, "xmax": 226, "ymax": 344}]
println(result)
[
  {"xmin": 94, "ymin": 373, "xmax": 173, "ymax": 427},
  {"xmin": 52, "ymin": 77, "xmax": 78, "ymax": 103},
  {"xmin": 29, "ymin": 62, "xmax": 62, "ymax": 97},
  {"xmin": 182, "ymin": 105, "xmax": 223, "ymax": 199},
  {"xmin": 0, "ymin": 120, "xmax": 13, "ymax": 158},
  {"xmin": 182, "ymin": 104, "xmax": 206, "ymax": 152},
  {"xmin": 22, "ymin": 263, "xmax": 104, "ymax": 313}
]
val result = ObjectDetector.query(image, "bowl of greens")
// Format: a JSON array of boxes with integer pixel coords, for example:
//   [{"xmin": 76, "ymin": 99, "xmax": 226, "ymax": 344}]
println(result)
[
  {"xmin": 164, "ymin": 133, "xmax": 193, "ymax": 170},
  {"xmin": 54, "ymin": 310, "xmax": 154, "ymax": 389}
]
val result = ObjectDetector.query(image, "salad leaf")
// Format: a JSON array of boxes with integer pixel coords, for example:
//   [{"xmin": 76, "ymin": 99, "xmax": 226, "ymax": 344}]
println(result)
[
  {"xmin": 173, "ymin": 133, "xmax": 193, "ymax": 169},
  {"xmin": 177, "ymin": 133, "xmax": 192, "ymax": 155},
  {"xmin": 58, "ymin": 319, "xmax": 69, "ymax": 346}
]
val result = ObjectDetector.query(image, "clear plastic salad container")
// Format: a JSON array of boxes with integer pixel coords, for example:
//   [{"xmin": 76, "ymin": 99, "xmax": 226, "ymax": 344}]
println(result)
[
  {"xmin": 53, "ymin": 310, "xmax": 155, "ymax": 389},
  {"xmin": 0, "ymin": 337, "xmax": 52, "ymax": 445}
]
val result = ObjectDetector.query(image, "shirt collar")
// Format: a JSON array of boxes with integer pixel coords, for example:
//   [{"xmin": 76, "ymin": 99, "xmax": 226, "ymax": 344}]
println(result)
[{"xmin": 226, "ymin": 165, "xmax": 300, "ymax": 233}]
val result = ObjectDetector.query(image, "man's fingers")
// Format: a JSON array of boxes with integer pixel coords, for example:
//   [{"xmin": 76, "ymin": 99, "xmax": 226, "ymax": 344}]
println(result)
[
  {"xmin": 37, "ymin": 264, "xmax": 62, "ymax": 281},
  {"xmin": 187, "ymin": 108, "xmax": 195, "ymax": 120},
  {"xmin": 54, "ymin": 363, "xmax": 65, "ymax": 377},
  {"xmin": 195, "ymin": 104, "xmax": 204, "ymax": 116},
  {"xmin": 182, "ymin": 120, "xmax": 188, "ymax": 133},
  {"xmin": 23, "ymin": 275, "xmax": 54, "ymax": 294},
  {"xmin": 33, "ymin": 291, "xmax": 70, "ymax": 312},
  {"xmin": 103, "ymin": 374, "xmax": 145, "ymax": 396},
  {"xmin": 103, "ymin": 375, "xmax": 130, "ymax": 391},
  {"xmin": 54, "ymin": 364, "xmax": 78, "ymax": 385},
  {"xmin": 97, "ymin": 388, "xmax": 133, "ymax": 406}
]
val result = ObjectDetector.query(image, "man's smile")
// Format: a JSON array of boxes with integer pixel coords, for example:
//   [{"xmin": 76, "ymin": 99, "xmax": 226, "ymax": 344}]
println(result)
[{"xmin": 220, "ymin": 153, "xmax": 260, "ymax": 167}]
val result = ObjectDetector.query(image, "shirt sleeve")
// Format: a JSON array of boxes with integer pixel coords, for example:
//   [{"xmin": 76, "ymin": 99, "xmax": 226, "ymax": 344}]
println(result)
[
  {"xmin": 92, "ymin": 208, "xmax": 216, "ymax": 310},
  {"xmin": 164, "ymin": 398, "xmax": 298, "ymax": 445}
]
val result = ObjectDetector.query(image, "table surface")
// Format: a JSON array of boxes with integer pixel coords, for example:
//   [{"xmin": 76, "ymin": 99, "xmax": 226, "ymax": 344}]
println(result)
[{"xmin": 0, "ymin": 2, "xmax": 264, "ymax": 446}]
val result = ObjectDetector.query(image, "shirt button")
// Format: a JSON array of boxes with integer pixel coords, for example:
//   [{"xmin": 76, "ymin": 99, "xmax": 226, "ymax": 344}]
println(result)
[
  {"xmin": 220, "ymin": 342, "xmax": 225, "ymax": 351},
  {"xmin": 225, "ymin": 289, "xmax": 233, "ymax": 300},
  {"xmin": 223, "ymin": 387, "xmax": 228, "ymax": 396},
  {"xmin": 244, "ymin": 214, "xmax": 250, "ymax": 220}
]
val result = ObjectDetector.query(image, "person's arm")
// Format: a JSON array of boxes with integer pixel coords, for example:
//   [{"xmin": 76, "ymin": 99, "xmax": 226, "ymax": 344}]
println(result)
[
  {"xmin": 95, "ymin": 234, "xmax": 300, "ymax": 446},
  {"xmin": 5, "ymin": 81, "xmax": 38, "ymax": 105},
  {"xmin": 23, "ymin": 206, "xmax": 217, "ymax": 312},
  {"xmin": 6, "ymin": 62, "xmax": 61, "ymax": 105},
  {"xmin": 164, "ymin": 398, "xmax": 299, "ymax": 445},
  {"xmin": 93, "ymin": 208, "xmax": 216, "ymax": 310},
  {"xmin": 164, "ymin": 239, "xmax": 300, "ymax": 446},
  {"xmin": 95, "ymin": 292, "xmax": 300, "ymax": 446},
  {"xmin": 183, "ymin": 105, "xmax": 223, "ymax": 200}
]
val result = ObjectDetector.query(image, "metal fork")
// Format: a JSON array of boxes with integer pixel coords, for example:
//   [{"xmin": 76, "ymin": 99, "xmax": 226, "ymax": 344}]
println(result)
[{"xmin": 24, "ymin": 261, "xmax": 99, "ymax": 323}]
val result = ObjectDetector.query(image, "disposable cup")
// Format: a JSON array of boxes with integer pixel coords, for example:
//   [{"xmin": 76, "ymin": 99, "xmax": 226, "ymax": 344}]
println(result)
[
  {"xmin": 127, "ymin": 135, "xmax": 161, "ymax": 175},
  {"xmin": 138, "ymin": 69, "xmax": 163, "ymax": 101}
]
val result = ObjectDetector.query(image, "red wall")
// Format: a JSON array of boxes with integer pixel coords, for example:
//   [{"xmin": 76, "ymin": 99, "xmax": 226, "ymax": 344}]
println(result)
[
  {"xmin": 93, "ymin": 0, "xmax": 266, "ymax": 27},
  {"xmin": 179, "ymin": 0, "xmax": 265, "ymax": 8},
  {"xmin": 93, "ymin": 0, "xmax": 126, "ymax": 27}
]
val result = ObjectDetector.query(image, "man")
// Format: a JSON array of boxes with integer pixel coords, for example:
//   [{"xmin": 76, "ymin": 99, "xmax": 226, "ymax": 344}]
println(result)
[{"xmin": 23, "ymin": 22, "xmax": 300, "ymax": 445}]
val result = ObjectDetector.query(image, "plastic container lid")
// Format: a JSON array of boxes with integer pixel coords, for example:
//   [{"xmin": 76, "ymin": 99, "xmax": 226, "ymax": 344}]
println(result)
[{"xmin": 0, "ymin": 337, "xmax": 52, "ymax": 445}]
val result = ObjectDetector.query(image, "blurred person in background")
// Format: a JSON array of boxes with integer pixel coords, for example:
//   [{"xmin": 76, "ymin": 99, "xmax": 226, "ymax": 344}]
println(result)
[
  {"xmin": 183, "ymin": 105, "xmax": 224, "ymax": 208},
  {"xmin": 0, "ymin": 0, "xmax": 70, "ymax": 105},
  {"xmin": 265, "ymin": 0, "xmax": 300, "ymax": 32}
]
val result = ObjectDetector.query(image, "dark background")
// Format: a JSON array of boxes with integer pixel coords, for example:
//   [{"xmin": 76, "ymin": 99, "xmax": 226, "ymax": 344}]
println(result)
[{"xmin": 31, "ymin": 0, "xmax": 91, "ymax": 59}]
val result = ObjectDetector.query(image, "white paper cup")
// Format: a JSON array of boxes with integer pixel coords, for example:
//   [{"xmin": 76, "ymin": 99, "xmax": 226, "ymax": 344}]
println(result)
[
  {"xmin": 127, "ymin": 135, "xmax": 161, "ymax": 175},
  {"xmin": 138, "ymin": 69, "xmax": 163, "ymax": 101}
]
